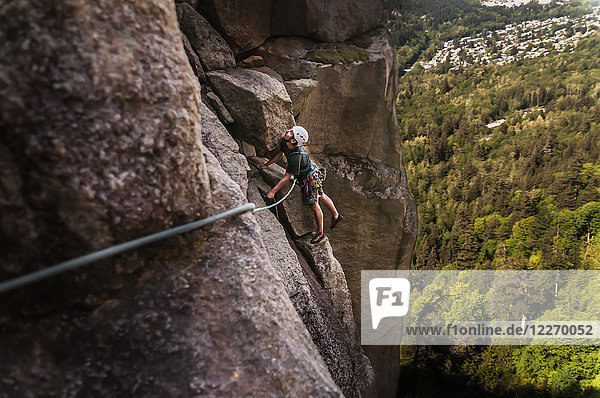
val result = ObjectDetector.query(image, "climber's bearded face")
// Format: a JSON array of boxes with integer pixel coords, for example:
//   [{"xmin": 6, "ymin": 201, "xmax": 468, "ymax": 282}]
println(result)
[
  {"xmin": 283, "ymin": 129, "xmax": 294, "ymax": 140},
  {"xmin": 283, "ymin": 129, "xmax": 297, "ymax": 145}
]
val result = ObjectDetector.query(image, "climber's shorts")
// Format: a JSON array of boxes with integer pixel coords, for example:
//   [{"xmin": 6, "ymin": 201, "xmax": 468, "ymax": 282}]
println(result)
[{"xmin": 301, "ymin": 168, "xmax": 326, "ymax": 205}]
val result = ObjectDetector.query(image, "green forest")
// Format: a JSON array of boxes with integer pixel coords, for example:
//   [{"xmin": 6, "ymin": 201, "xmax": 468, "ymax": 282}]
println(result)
[
  {"xmin": 402, "ymin": 36, "xmax": 600, "ymax": 271},
  {"xmin": 386, "ymin": 0, "xmax": 600, "ymax": 396}
]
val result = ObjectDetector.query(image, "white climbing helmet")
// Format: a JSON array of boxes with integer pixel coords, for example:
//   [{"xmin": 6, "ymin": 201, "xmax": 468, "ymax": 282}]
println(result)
[{"xmin": 292, "ymin": 126, "xmax": 309, "ymax": 145}]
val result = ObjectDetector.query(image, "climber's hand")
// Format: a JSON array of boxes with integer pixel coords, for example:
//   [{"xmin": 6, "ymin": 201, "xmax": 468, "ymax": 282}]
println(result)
[
  {"xmin": 267, "ymin": 190, "xmax": 276, "ymax": 199},
  {"xmin": 257, "ymin": 163, "xmax": 268, "ymax": 169}
]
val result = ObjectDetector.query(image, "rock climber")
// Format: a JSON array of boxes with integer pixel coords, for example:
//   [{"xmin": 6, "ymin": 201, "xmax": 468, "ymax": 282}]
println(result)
[{"xmin": 258, "ymin": 126, "xmax": 343, "ymax": 244}]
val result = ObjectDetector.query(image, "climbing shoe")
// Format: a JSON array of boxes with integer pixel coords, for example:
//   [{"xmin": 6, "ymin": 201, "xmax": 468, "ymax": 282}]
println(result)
[
  {"xmin": 310, "ymin": 232, "xmax": 326, "ymax": 244},
  {"xmin": 330, "ymin": 214, "xmax": 344, "ymax": 230}
]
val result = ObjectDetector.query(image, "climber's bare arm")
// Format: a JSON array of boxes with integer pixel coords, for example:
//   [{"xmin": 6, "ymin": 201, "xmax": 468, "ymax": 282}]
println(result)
[
  {"xmin": 258, "ymin": 151, "xmax": 283, "ymax": 169},
  {"xmin": 267, "ymin": 173, "xmax": 292, "ymax": 199}
]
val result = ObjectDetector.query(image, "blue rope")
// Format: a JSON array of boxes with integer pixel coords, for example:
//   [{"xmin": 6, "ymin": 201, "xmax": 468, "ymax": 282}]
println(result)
[
  {"xmin": 0, "ymin": 177, "xmax": 300, "ymax": 295},
  {"xmin": 0, "ymin": 166, "xmax": 296, "ymax": 294},
  {"xmin": 253, "ymin": 179, "xmax": 297, "ymax": 212},
  {"xmin": 0, "ymin": 203, "xmax": 255, "ymax": 294}
]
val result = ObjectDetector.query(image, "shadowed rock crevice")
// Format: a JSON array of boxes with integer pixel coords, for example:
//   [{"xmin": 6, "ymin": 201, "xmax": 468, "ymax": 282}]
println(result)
[{"xmin": 248, "ymin": 175, "xmax": 374, "ymax": 397}]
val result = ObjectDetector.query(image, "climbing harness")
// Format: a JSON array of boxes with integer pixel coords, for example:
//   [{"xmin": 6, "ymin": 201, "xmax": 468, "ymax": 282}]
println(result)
[{"xmin": 0, "ymin": 179, "xmax": 298, "ymax": 294}]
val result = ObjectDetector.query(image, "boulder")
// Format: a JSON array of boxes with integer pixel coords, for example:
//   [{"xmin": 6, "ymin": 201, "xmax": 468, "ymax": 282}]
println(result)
[
  {"xmin": 271, "ymin": 0, "xmax": 383, "ymax": 43},
  {"xmin": 248, "ymin": 177, "xmax": 374, "ymax": 397},
  {"xmin": 200, "ymin": 103, "xmax": 248, "ymax": 193},
  {"xmin": 196, "ymin": 0, "xmax": 383, "ymax": 54},
  {"xmin": 176, "ymin": 3, "xmax": 235, "ymax": 71},
  {"xmin": 182, "ymin": 33, "xmax": 206, "ymax": 81},
  {"xmin": 196, "ymin": 0, "xmax": 273, "ymax": 55},
  {"xmin": 239, "ymin": 55, "xmax": 265, "ymax": 68},
  {"xmin": 207, "ymin": 68, "xmax": 295, "ymax": 154}
]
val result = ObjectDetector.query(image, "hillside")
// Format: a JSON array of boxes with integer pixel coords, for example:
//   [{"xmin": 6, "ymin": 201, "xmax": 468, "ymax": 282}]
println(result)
[
  {"xmin": 389, "ymin": 0, "xmax": 600, "ymax": 395},
  {"xmin": 401, "ymin": 29, "xmax": 600, "ymax": 271}
]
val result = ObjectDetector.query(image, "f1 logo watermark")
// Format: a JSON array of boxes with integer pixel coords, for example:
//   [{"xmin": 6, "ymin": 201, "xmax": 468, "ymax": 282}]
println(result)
[
  {"xmin": 369, "ymin": 278, "xmax": 411, "ymax": 329},
  {"xmin": 363, "ymin": 270, "xmax": 600, "ymax": 345}
]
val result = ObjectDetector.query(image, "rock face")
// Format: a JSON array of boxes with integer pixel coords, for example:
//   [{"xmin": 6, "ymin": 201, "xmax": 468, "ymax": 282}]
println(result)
[
  {"xmin": 255, "ymin": 28, "xmax": 418, "ymax": 398},
  {"xmin": 313, "ymin": 155, "xmax": 416, "ymax": 306},
  {"xmin": 0, "ymin": 1, "xmax": 345, "ymax": 397},
  {"xmin": 1, "ymin": 1, "xmax": 416, "ymax": 398},
  {"xmin": 207, "ymin": 68, "xmax": 295, "ymax": 153}
]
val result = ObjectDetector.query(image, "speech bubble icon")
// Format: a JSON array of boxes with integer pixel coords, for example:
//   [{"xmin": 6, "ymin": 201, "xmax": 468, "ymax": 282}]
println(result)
[{"xmin": 369, "ymin": 278, "xmax": 411, "ymax": 329}]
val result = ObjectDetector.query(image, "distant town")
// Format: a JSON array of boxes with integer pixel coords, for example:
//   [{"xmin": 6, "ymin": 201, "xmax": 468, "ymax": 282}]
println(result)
[
  {"xmin": 420, "ymin": 7, "xmax": 600, "ymax": 70},
  {"xmin": 481, "ymin": 0, "xmax": 554, "ymax": 7}
]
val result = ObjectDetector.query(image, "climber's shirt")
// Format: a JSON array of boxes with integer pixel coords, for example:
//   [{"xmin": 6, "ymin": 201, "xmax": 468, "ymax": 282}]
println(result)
[{"xmin": 279, "ymin": 138, "xmax": 315, "ymax": 180}]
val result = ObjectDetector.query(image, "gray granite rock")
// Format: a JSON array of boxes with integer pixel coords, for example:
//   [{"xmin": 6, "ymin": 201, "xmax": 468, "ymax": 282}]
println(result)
[
  {"xmin": 0, "ymin": 1, "xmax": 347, "ymax": 396},
  {"xmin": 200, "ymin": 103, "xmax": 248, "ymax": 193}
]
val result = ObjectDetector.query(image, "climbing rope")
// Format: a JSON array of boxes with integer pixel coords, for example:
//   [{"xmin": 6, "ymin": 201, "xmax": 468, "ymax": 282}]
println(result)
[
  {"xmin": 0, "ymin": 180, "xmax": 297, "ymax": 294},
  {"xmin": 254, "ymin": 178, "xmax": 296, "ymax": 212}
]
